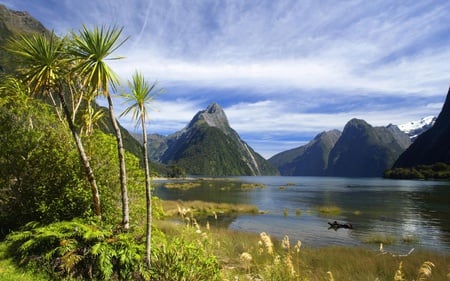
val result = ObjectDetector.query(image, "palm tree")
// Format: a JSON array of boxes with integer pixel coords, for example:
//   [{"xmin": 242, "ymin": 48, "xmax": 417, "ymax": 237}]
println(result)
[
  {"xmin": 6, "ymin": 32, "xmax": 102, "ymax": 218},
  {"xmin": 70, "ymin": 25, "xmax": 131, "ymax": 229},
  {"xmin": 120, "ymin": 71, "xmax": 163, "ymax": 267}
]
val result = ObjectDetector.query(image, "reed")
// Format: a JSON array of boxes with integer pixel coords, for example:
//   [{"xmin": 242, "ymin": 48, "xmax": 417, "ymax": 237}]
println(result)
[
  {"xmin": 363, "ymin": 233, "xmax": 397, "ymax": 245},
  {"xmin": 317, "ymin": 205, "xmax": 342, "ymax": 216}
]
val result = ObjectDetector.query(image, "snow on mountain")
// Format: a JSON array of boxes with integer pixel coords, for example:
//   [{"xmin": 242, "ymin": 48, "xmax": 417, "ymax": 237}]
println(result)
[{"xmin": 398, "ymin": 116, "xmax": 436, "ymax": 140}]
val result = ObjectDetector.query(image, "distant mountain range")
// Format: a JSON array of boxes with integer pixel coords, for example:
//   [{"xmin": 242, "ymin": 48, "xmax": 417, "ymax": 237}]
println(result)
[
  {"xmin": 269, "ymin": 119, "xmax": 412, "ymax": 177},
  {"xmin": 268, "ymin": 130, "xmax": 341, "ymax": 176}
]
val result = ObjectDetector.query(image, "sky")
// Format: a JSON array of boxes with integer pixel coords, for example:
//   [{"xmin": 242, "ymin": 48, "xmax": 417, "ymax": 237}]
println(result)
[{"xmin": 2, "ymin": 0, "xmax": 450, "ymax": 158}]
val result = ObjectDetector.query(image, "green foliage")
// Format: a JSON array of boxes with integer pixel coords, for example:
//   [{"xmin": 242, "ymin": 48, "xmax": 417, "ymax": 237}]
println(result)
[
  {"xmin": 165, "ymin": 164, "xmax": 187, "ymax": 178},
  {"xmin": 0, "ymin": 83, "xmax": 93, "ymax": 233},
  {"xmin": 150, "ymin": 236, "xmax": 220, "ymax": 281},
  {"xmin": 384, "ymin": 162, "xmax": 450, "ymax": 179},
  {"xmin": 6, "ymin": 219, "xmax": 148, "ymax": 280},
  {"xmin": 0, "ymin": 76, "xmax": 148, "ymax": 232}
]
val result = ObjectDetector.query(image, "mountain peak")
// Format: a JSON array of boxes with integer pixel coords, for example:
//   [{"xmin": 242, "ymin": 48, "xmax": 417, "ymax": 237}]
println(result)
[{"xmin": 188, "ymin": 102, "xmax": 230, "ymax": 133}]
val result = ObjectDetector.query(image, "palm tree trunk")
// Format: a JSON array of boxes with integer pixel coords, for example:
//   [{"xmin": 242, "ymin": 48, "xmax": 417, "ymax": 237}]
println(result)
[
  {"xmin": 106, "ymin": 95, "xmax": 130, "ymax": 230},
  {"xmin": 57, "ymin": 91, "xmax": 101, "ymax": 218},
  {"xmin": 141, "ymin": 114, "xmax": 152, "ymax": 268}
]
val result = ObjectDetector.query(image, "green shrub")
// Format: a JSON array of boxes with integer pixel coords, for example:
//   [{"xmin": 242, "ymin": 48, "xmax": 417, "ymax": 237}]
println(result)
[
  {"xmin": 6, "ymin": 219, "xmax": 148, "ymax": 280},
  {"xmin": 150, "ymin": 237, "xmax": 220, "ymax": 281}
]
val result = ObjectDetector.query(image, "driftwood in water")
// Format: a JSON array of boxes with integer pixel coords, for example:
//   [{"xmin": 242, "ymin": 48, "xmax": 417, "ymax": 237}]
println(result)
[{"xmin": 328, "ymin": 220, "xmax": 353, "ymax": 230}]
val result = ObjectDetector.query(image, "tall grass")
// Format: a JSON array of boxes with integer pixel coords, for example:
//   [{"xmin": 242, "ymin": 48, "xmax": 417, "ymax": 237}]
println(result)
[{"xmin": 155, "ymin": 216, "xmax": 450, "ymax": 280}]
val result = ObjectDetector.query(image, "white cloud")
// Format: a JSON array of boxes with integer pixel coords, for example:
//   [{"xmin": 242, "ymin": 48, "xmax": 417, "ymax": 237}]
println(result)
[{"xmin": 3, "ymin": 0, "xmax": 450, "ymax": 158}]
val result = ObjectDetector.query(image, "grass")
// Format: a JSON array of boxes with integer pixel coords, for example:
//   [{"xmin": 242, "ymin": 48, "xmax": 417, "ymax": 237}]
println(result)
[
  {"xmin": 161, "ymin": 199, "xmax": 259, "ymax": 218},
  {"xmin": 0, "ymin": 243, "xmax": 48, "ymax": 281},
  {"xmin": 155, "ymin": 220, "xmax": 450, "ymax": 280},
  {"xmin": 363, "ymin": 233, "xmax": 397, "ymax": 245},
  {"xmin": 2, "ymin": 219, "xmax": 450, "ymax": 280},
  {"xmin": 317, "ymin": 205, "xmax": 342, "ymax": 216},
  {"xmin": 164, "ymin": 181, "xmax": 202, "ymax": 189}
]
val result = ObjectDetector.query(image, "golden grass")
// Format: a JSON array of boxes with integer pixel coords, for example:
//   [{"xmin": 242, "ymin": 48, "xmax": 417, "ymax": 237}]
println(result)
[
  {"xmin": 317, "ymin": 205, "xmax": 342, "ymax": 216},
  {"xmin": 363, "ymin": 233, "xmax": 397, "ymax": 245},
  {"xmin": 241, "ymin": 182, "xmax": 265, "ymax": 189},
  {"xmin": 163, "ymin": 181, "xmax": 202, "ymax": 189},
  {"xmin": 160, "ymin": 199, "xmax": 259, "ymax": 218},
  {"xmin": 156, "ymin": 219, "xmax": 450, "ymax": 280}
]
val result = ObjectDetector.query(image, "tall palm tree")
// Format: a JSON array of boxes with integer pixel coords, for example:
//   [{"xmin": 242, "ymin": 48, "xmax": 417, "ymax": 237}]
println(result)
[
  {"xmin": 6, "ymin": 32, "xmax": 102, "ymax": 218},
  {"xmin": 120, "ymin": 71, "xmax": 163, "ymax": 267},
  {"xmin": 70, "ymin": 25, "xmax": 131, "ymax": 229}
]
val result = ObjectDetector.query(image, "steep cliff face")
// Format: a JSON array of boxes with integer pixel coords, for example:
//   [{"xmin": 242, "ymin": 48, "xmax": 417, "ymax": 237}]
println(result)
[
  {"xmin": 0, "ymin": 5, "xmax": 47, "ymax": 35},
  {"xmin": 327, "ymin": 119, "xmax": 411, "ymax": 177},
  {"xmin": 0, "ymin": 4, "xmax": 48, "ymax": 72},
  {"xmin": 269, "ymin": 130, "xmax": 341, "ymax": 176},
  {"xmin": 394, "ymin": 87, "xmax": 450, "ymax": 167},
  {"xmin": 152, "ymin": 103, "xmax": 278, "ymax": 176}
]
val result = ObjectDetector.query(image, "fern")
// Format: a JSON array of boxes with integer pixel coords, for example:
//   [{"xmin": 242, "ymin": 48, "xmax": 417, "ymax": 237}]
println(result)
[{"xmin": 5, "ymin": 219, "xmax": 149, "ymax": 280}]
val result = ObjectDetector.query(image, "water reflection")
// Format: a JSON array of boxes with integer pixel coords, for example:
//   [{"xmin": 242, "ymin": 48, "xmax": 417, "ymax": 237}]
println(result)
[{"xmin": 154, "ymin": 177, "xmax": 450, "ymax": 253}]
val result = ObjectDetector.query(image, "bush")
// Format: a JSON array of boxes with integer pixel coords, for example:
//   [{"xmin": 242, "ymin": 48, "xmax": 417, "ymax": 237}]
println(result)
[
  {"xmin": 0, "ymin": 96, "xmax": 93, "ymax": 234},
  {"xmin": 150, "ymin": 237, "xmax": 220, "ymax": 281},
  {"xmin": 6, "ymin": 219, "xmax": 148, "ymax": 280}
]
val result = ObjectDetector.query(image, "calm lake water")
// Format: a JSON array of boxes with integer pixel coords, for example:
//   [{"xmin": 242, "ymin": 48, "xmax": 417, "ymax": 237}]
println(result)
[{"xmin": 154, "ymin": 176, "xmax": 450, "ymax": 254}]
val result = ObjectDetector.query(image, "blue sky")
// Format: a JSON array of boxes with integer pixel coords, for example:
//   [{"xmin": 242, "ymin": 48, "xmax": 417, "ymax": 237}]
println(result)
[{"xmin": 2, "ymin": 0, "xmax": 450, "ymax": 158}]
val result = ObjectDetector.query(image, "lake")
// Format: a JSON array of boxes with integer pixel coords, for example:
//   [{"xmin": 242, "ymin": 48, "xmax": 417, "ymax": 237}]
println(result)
[{"xmin": 154, "ymin": 176, "xmax": 450, "ymax": 254}]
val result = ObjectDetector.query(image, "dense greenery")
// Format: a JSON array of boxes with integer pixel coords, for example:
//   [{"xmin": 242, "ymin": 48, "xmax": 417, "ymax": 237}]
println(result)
[
  {"xmin": 384, "ymin": 162, "xmax": 450, "ymax": 180},
  {"xmin": 0, "ymin": 79, "xmax": 91, "ymax": 234}
]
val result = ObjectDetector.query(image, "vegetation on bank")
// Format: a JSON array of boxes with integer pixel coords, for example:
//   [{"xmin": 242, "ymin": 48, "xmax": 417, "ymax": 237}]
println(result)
[
  {"xmin": 384, "ymin": 162, "xmax": 450, "ymax": 180},
  {"xmin": 3, "ymin": 219, "xmax": 450, "ymax": 280}
]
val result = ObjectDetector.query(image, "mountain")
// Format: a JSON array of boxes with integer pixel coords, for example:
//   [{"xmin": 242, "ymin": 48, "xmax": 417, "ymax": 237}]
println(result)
[
  {"xmin": 327, "ymin": 119, "xmax": 411, "ymax": 177},
  {"xmin": 150, "ymin": 103, "xmax": 278, "ymax": 176},
  {"xmin": 397, "ymin": 116, "xmax": 436, "ymax": 141},
  {"xmin": 269, "ymin": 130, "xmax": 341, "ymax": 176},
  {"xmin": 394, "ymin": 87, "xmax": 450, "ymax": 168}
]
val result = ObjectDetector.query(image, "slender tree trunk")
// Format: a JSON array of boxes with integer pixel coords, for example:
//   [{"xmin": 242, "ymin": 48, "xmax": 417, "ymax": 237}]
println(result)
[
  {"xmin": 106, "ymin": 95, "xmax": 129, "ymax": 230},
  {"xmin": 57, "ymin": 91, "xmax": 101, "ymax": 218},
  {"xmin": 141, "ymin": 113, "xmax": 152, "ymax": 268}
]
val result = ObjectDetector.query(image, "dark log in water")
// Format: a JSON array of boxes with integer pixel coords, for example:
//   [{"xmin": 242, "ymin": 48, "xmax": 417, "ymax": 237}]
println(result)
[{"xmin": 328, "ymin": 221, "xmax": 353, "ymax": 230}]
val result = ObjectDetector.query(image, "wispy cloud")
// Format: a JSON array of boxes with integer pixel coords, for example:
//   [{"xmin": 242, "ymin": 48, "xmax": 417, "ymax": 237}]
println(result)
[{"xmin": 3, "ymin": 0, "xmax": 450, "ymax": 157}]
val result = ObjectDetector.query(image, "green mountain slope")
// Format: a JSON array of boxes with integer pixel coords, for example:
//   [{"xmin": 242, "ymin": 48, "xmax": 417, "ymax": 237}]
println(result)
[{"xmin": 152, "ymin": 103, "xmax": 278, "ymax": 176}]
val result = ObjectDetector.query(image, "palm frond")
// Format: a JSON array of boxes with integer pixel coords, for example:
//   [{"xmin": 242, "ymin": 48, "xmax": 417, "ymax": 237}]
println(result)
[
  {"xmin": 120, "ymin": 71, "xmax": 164, "ymax": 127},
  {"xmin": 6, "ymin": 32, "xmax": 68, "ymax": 96},
  {"xmin": 69, "ymin": 25, "xmax": 127, "ymax": 95}
]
